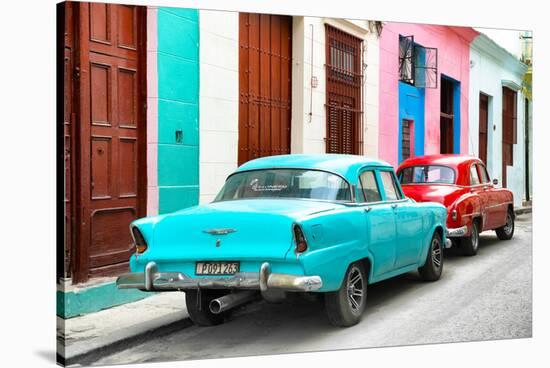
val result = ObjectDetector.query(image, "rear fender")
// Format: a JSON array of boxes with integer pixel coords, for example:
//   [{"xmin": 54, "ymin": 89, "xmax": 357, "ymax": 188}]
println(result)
[
  {"xmin": 449, "ymin": 192, "xmax": 482, "ymax": 233},
  {"xmin": 294, "ymin": 208, "xmax": 370, "ymax": 291}
]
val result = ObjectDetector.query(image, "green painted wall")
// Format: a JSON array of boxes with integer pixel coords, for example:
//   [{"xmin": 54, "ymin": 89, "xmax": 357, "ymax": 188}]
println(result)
[{"xmin": 157, "ymin": 7, "xmax": 200, "ymax": 214}]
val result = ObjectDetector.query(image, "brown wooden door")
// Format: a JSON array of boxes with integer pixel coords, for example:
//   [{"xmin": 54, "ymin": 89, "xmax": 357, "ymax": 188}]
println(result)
[
  {"xmin": 325, "ymin": 25, "xmax": 363, "ymax": 154},
  {"xmin": 72, "ymin": 3, "xmax": 146, "ymax": 282},
  {"xmin": 479, "ymin": 93, "xmax": 489, "ymax": 164},
  {"xmin": 502, "ymin": 87, "xmax": 517, "ymax": 188},
  {"xmin": 61, "ymin": 2, "xmax": 76, "ymax": 280},
  {"xmin": 238, "ymin": 13, "xmax": 292, "ymax": 165}
]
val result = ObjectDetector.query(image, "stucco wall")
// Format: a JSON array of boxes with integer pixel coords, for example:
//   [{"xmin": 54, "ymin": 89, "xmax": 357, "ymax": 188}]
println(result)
[
  {"xmin": 469, "ymin": 36, "xmax": 527, "ymax": 207},
  {"xmin": 198, "ymin": 10, "xmax": 239, "ymax": 204},
  {"xmin": 156, "ymin": 7, "xmax": 200, "ymax": 213},
  {"xmin": 291, "ymin": 17, "xmax": 379, "ymax": 157},
  {"xmin": 379, "ymin": 23, "xmax": 476, "ymax": 168}
]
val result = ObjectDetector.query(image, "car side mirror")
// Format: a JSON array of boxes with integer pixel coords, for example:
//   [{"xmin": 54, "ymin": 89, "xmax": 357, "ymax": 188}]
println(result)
[{"xmin": 492, "ymin": 178, "xmax": 498, "ymax": 186}]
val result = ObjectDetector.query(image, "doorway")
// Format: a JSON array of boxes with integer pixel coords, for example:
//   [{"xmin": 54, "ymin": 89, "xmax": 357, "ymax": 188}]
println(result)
[
  {"xmin": 62, "ymin": 2, "xmax": 147, "ymax": 283},
  {"xmin": 502, "ymin": 86, "xmax": 517, "ymax": 188},
  {"xmin": 479, "ymin": 93, "xmax": 489, "ymax": 164},
  {"xmin": 238, "ymin": 13, "xmax": 292, "ymax": 165},
  {"xmin": 440, "ymin": 77, "xmax": 454, "ymax": 154}
]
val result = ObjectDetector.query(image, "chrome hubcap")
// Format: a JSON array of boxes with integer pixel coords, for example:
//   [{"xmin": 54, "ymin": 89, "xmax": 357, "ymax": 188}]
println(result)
[
  {"xmin": 346, "ymin": 266, "xmax": 364, "ymax": 314},
  {"xmin": 503, "ymin": 213, "xmax": 513, "ymax": 235},
  {"xmin": 432, "ymin": 238, "xmax": 442, "ymax": 269}
]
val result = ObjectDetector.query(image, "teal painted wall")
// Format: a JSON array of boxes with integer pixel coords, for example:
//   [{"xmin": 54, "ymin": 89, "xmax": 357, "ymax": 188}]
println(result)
[
  {"xmin": 57, "ymin": 282, "xmax": 150, "ymax": 318},
  {"xmin": 157, "ymin": 7, "xmax": 200, "ymax": 214}
]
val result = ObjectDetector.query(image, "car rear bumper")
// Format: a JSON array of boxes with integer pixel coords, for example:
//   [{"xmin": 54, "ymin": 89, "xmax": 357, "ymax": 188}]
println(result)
[
  {"xmin": 446, "ymin": 225, "xmax": 468, "ymax": 237},
  {"xmin": 116, "ymin": 261, "xmax": 323, "ymax": 292}
]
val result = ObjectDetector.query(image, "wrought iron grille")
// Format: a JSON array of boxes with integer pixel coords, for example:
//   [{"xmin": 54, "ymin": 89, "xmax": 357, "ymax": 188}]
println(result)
[
  {"xmin": 399, "ymin": 35, "xmax": 438, "ymax": 89},
  {"xmin": 325, "ymin": 25, "xmax": 364, "ymax": 155},
  {"xmin": 415, "ymin": 46, "xmax": 438, "ymax": 88},
  {"xmin": 399, "ymin": 35, "xmax": 415, "ymax": 85}
]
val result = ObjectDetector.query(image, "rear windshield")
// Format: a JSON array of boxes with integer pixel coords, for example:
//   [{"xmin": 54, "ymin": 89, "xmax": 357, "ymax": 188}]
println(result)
[
  {"xmin": 399, "ymin": 165, "xmax": 455, "ymax": 185},
  {"xmin": 214, "ymin": 169, "xmax": 352, "ymax": 202}
]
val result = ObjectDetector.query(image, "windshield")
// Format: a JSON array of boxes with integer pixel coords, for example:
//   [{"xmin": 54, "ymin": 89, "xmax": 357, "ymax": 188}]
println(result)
[
  {"xmin": 214, "ymin": 169, "xmax": 352, "ymax": 202},
  {"xmin": 399, "ymin": 165, "xmax": 455, "ymax": 185}
]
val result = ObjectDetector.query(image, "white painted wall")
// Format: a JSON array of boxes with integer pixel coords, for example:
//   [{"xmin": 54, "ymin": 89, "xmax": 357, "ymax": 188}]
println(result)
[
  {"xmin": 290, "ymin": 17, "xmax": 380, "ymax": 157},
  {"xmin": 469, "ymin": 35, "xmax": 528, "ymax": 207},
  {"xmin": 198, "ymin": 13, "xmax": 381, "ymax": 204},
  {"xmin": 198, "ymin": 10, "xmax": 239, "ymax": 203}
]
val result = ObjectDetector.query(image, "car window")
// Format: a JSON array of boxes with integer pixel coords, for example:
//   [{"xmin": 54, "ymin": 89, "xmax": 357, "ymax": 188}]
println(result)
[
  {"xmin": 477, "ymin": 163, "xmax": 490, "ymax": 183},
  {"xmin": 358, "ymin": 170, "xmax": 382, "ymax": 203},
  {"xmin": 380, "ymin": 171, "xmax": 401, "ymax": 201},
  {"xmin": 215, "ymin": 169, "xmax": 352, "ymax": 202},
  {"xmin": 470, "ymin": 165, "xmax": 481, "ymax": 185},
  {"xmin": 399, "ymin": 165, "xmax": 455, "ymax": 184}
]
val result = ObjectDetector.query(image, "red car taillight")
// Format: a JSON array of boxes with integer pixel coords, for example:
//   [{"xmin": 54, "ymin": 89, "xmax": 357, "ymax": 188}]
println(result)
[
  {"xmin": 131, "ymin": 226, "xmax": 148, "ymax": 254},
  {"xmin": 293, "ymin": 224, "xmax": 308, "ymax": 254}
]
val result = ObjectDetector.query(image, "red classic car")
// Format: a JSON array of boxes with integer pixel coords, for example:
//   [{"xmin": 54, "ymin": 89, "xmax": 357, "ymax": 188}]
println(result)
[{"xmin": 396, "ymin": 155, "xmax": 514, "ymax": 256}]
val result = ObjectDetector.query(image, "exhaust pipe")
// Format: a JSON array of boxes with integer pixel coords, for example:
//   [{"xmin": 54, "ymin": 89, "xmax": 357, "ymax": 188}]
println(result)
[{"xmin": 209, "ymin": 291, "xmax": 258, "ymax": 314}]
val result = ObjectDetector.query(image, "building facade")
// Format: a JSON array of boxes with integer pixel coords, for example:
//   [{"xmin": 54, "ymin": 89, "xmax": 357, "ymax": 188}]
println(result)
[
  {"xmin": 59, "ymin": 3, "xmax": 382, "ymax": 316},
  {"xmin": 468, "ymin": 33, "xmax": 529, "ymax": 207},
  {"xmin": 378, "ymin": 23, "xmax": 478, "ymax": 168}
]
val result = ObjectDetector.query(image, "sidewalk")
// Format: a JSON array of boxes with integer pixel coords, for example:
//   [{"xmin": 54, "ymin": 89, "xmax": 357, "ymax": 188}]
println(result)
[
  {"xmin": 57, "ymin": 292, "xmax": 190, "ymax": 364},
  {"xmin": 515, "ymin": 204, "xmax": 532, "ymax": 215}
]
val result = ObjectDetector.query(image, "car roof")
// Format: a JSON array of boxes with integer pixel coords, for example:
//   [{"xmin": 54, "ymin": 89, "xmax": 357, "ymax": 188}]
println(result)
[
  {"xmin": 236, "ymin": 154, "xmax": 392, "ymax": 180},
  {"xmin": 398, "ymin": 154, "xmax": 482, "ymax": 169}
]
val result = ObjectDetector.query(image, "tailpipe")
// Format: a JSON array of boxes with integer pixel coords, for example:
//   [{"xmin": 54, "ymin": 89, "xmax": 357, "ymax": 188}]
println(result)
[{"xmin": 209, "ymin": 291, "xmax": 258, "ymax": 314}]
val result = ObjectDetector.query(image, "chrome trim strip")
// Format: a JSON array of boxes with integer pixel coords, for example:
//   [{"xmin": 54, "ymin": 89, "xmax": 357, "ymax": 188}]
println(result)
[
  {"xmin": 461, "ymin": 212, "xmax": 481, "ymax": 218},
  {"xmin": 446, "ymin": 225, "xmax": 468, "ymax": 237}
]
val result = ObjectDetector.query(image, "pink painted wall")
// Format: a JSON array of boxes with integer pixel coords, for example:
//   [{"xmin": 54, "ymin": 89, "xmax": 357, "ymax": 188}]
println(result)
[{"xmin": 378, "ymin": 23, "xmax": 478, "ymax": 168}]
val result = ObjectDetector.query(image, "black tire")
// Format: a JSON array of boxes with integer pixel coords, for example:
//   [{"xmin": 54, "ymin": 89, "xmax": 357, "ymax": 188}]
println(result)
[
  {"xmin": 185, "ymin": 289, "xmax": 230, "ymax": 326},
  {"xmin": 418, "ymin": 231, "xmax": 443, "ymax": 281},
  {"xmin": 461, "ymin": 220, "xmax": 480, "ymax": 256},
  {"xmin": 495, "ymin": 208, "xmax": 515, "ymax": 240},
  {"xmin": 324, "ymin": 262, "xmax": 367, "ymax": 327}
]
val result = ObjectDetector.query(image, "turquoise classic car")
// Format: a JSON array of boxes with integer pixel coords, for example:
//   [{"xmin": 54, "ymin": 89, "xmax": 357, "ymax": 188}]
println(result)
[{"xmin": 117, "ymin": 154, "xmax": 449, "ymax": 327}]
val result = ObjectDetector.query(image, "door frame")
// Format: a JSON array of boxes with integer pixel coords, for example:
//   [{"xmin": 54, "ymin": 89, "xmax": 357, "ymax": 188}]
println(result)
[{"xmin": 70, "ymin": 3, "xmax": 148, "ymax": 283}]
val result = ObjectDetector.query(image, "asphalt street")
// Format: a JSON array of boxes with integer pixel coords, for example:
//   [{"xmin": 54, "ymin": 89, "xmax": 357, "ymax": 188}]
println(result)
[{"xmin": 90, "ymin": 213, "xmax": 532, "ymax": 366}]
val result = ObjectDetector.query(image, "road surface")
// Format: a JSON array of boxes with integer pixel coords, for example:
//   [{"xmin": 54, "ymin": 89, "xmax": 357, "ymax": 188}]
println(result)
[{"xmin": 89, "ymin": 214, "xmax": 532, "ymax": 365}]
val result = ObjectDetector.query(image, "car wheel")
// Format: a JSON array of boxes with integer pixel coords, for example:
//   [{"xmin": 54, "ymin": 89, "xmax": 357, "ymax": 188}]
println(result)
[
  {"xmin": 418, "ymin": 231, "xmax": 444, "ymax": 281},
  {"xmin": 185, "ymin": 289, "xmax": 230, "ymax": 326},
  {"xmin": 324, "ymin": 262, "xmax": 367, "ymax": 327},
  {"xmin": 496, "ymin": 208, "xmax": 515, "ymax": 240},
  {"xmin": 461, "ymin": 220, "xmax": 479, "ymax": 256}
]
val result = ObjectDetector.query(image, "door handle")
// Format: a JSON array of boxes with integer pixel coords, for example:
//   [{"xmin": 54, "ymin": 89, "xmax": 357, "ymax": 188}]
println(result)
[{"xmin": 391, "ymin": 204, "xmax": 398, "ymax": 209}]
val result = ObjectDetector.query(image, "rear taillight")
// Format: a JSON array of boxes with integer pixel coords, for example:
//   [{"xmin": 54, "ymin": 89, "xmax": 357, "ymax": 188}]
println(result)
[
  {"xmin": 131, "ymin": 226, "xmax": 148, "ymax": 254},
  {"xmin": 451, "ymin": 209, "xmax": 458, "ymax": 221},
  {"xmin": 293, "ymin": 224, "xmax": 308, "ymax": 254}
]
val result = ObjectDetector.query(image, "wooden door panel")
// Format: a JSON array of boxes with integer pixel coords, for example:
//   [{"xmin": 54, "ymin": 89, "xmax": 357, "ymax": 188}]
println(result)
[
  {"xmin": 117, "ymin": 68, "xmax": 138, "ymax": 127},
  {"xmin": 71, "ymin": 2, "xmax": 146, "ymax": 282},
  {"xmin": 117, "ymin": 5, "xmax": 137, "ymax": 50},
  {"xmin": 91, "ymin": 137, "xmax": 113, "ymax": 199},
  {"xmin": 90, "ymin": 61, "xmax": 111, "ymax": 126},
  {"xmin": 89, "ymin": 207, "xmax": 135, "ymax": 267},
  {"xmin": 238, "ymin": 13, "xmax": 291, "ymax": 165}
]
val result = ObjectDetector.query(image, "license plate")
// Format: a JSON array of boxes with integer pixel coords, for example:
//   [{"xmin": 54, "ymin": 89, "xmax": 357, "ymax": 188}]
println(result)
[{"xmin": 195, "ymin": 261, "xmax": 240, "ymax": 275}]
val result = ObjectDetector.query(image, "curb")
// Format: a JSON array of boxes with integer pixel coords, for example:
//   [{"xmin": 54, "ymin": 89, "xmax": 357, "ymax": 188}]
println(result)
[
  {"xmin": 59, "ymin": 316, "xmax": 194, "ymax": 366},
  {"xmin": 515, "ymin": 207, "xmax": 532, "ymax": 215}
]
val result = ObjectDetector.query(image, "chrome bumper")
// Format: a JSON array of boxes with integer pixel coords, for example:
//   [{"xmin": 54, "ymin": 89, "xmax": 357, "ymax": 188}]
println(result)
[
  {"xmin": 446, "ymin": 225, "xmax": 468, "ymax": 237},
  {"xmin": 116, "ymin": 261, "xmax": 323, "ymax": 292}
]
